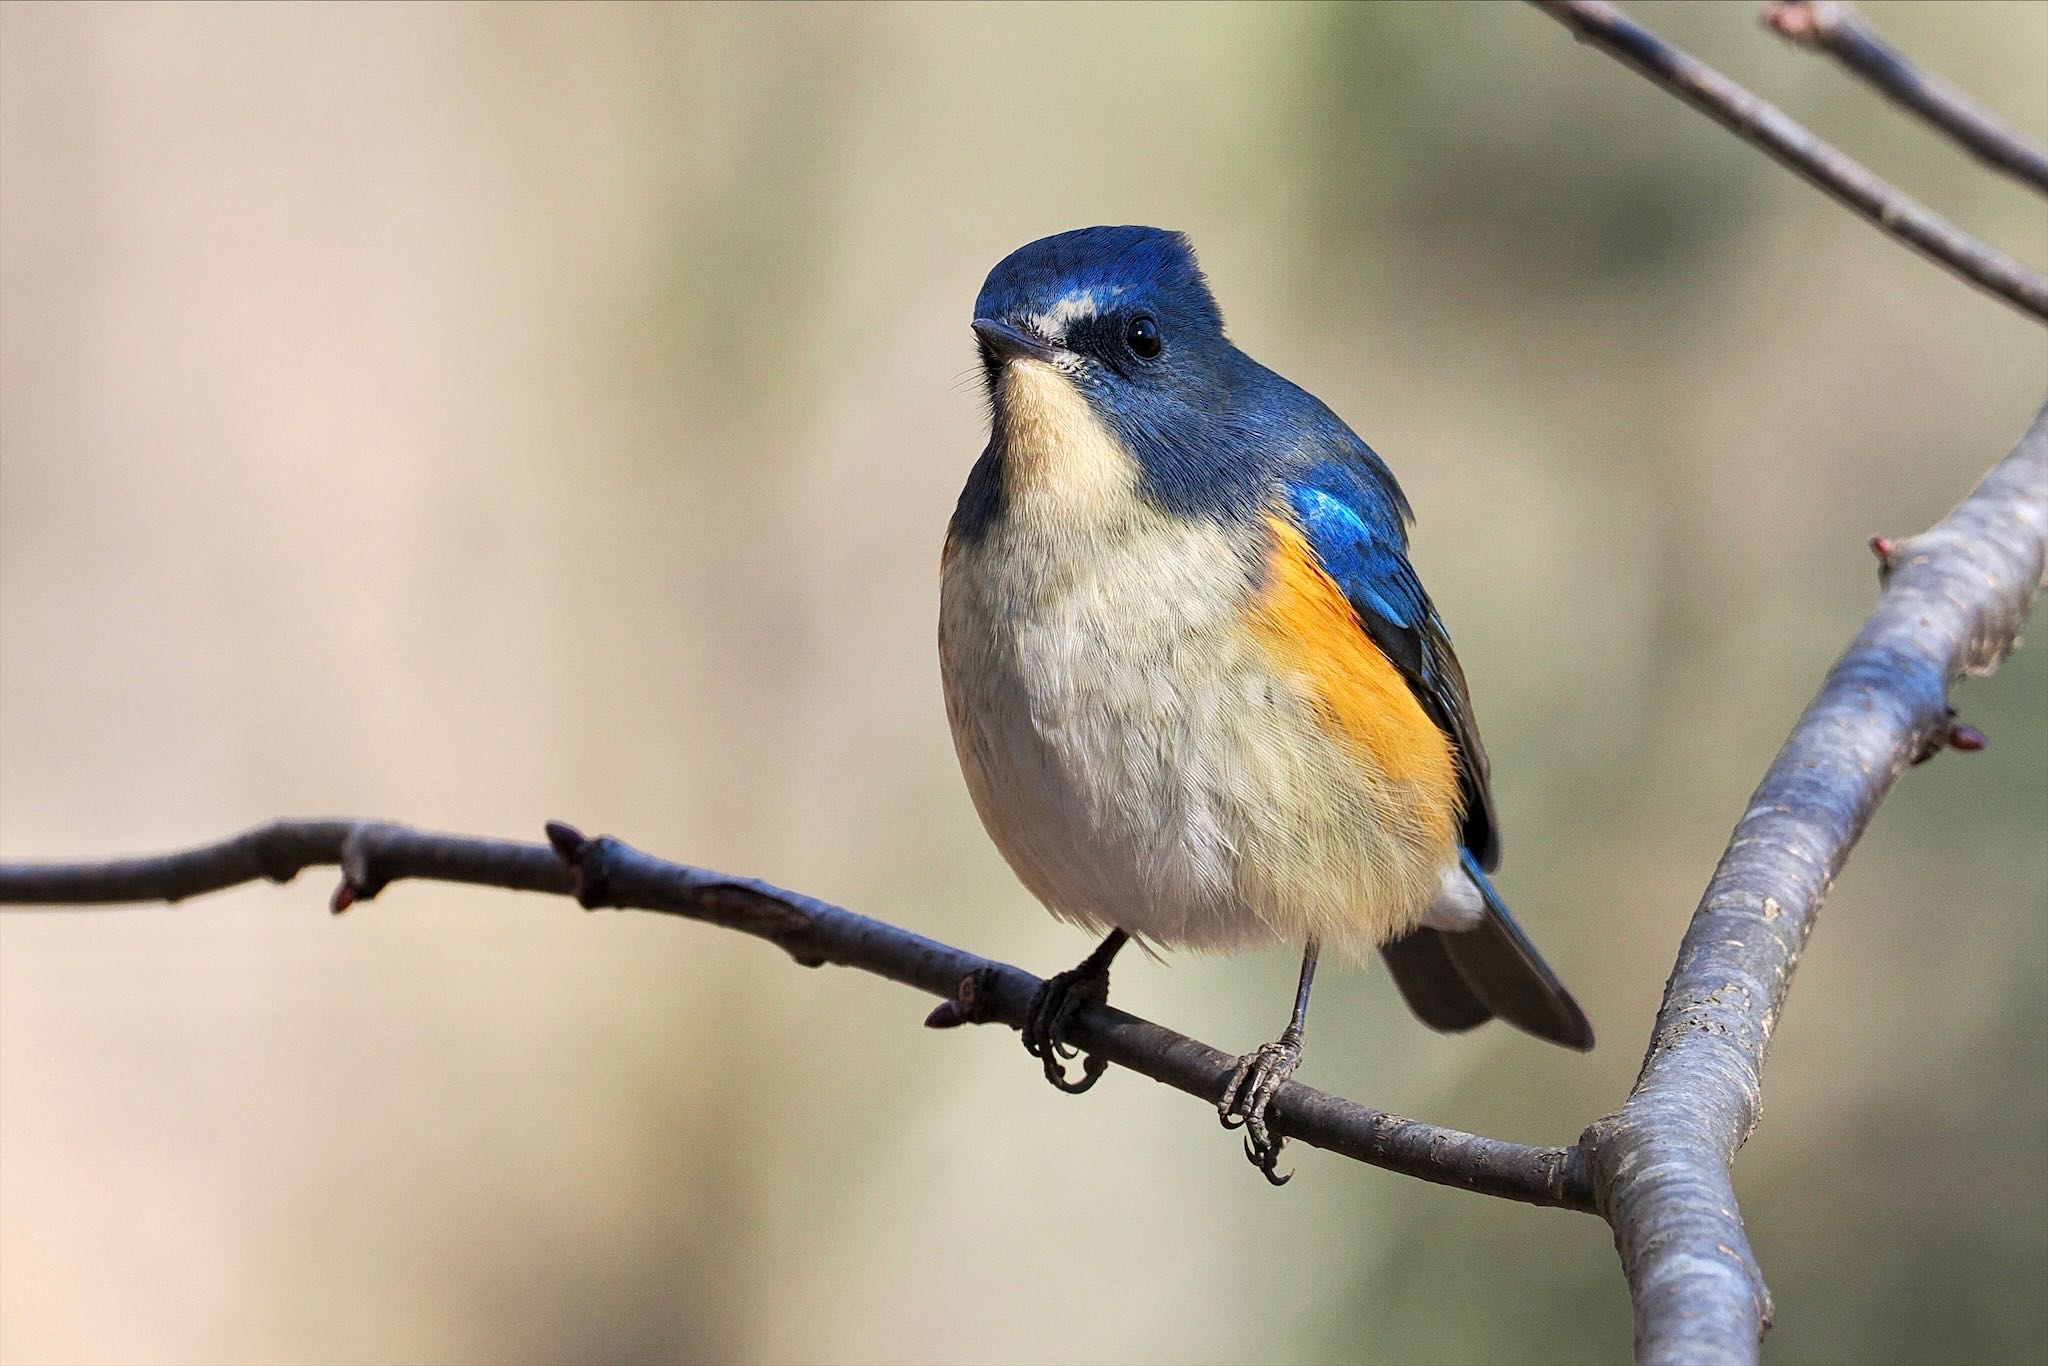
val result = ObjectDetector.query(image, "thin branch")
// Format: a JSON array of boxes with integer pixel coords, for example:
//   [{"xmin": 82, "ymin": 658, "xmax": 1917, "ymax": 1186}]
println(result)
[
  {"xmin": 0, "ymin": 820, "xmax": 570, "ymax": 907},
  {"xmin": 1765, "ymin": 0, "xmax": 2048, "ymax": 194},
  {"xmin": 1579, "ymin": 400, "xmax": 2048, "ymax": 1366},
  {"xmin": 0, "ymin": 818, "xmax": 1592, "ymax": 1210},
  {"xmin": 1528, "ymin": 0, "xmax": 2048, "ymax": 324}
]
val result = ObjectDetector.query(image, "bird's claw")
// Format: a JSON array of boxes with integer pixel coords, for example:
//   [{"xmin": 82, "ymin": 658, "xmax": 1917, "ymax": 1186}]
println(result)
[
  {"xmin": 1218, "ymin": 1033, "xmax": 1303, "ymax": 1185},
  {"xmin": 1022, "ymin": 963, "xmax": 1110, "ymax": 1094}
]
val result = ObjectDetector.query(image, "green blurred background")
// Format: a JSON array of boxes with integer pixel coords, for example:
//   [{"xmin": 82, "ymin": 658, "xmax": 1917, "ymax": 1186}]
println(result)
[{"xmin": 2, "ymin": 3, "xmax": 2042, "ymax": 1363}]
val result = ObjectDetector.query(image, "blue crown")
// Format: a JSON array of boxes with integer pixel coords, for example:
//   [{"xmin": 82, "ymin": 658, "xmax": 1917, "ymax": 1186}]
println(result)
[{"xmin": 974, "ymin": 226, "xmax": 1223, "ymax": 335}]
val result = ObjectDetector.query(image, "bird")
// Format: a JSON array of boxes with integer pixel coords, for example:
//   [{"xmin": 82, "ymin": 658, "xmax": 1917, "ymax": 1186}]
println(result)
[{"xmin": 937, "ymin": 225, "xmax": 1592, "ymax": 1183}]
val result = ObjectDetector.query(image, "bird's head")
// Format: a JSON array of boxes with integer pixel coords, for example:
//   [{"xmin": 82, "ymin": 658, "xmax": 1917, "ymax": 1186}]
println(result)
[
  {"xmin": 971, "ymin": 224, "xmax": 1228, "ymax": 404},
  {"xmin": 967, "ymin": 226, "xmax": 1275, "ymax": 525}
]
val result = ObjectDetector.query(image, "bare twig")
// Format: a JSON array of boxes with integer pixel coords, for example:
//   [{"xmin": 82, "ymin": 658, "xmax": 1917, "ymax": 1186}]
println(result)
[
  {"xmin": 0, "ymin": 818, "xmax": 1592, "ymax": 1210},
  {"xmin": 1579, "ymin": 400, "xmax": 2048, "ymax": 1366},
  {"xmin": 1529, "ymin": 0, "xmax": 2048, "ymax": 324},
  {"xmin": 1765, "ymin": 0, "xmax": 2048, "ymax": 194},
  {"xmin": 0, "ymin": 820, "xmax": 570, "ymax": 908}
]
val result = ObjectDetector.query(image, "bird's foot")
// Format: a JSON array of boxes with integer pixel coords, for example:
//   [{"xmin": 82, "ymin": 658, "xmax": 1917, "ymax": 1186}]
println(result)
[
  {"xmin": 1022, "ymin": 960, "xmax": 1112, "ymax": 1094},
  {"xmin": 1218, "ymin": 1031, "xmax": 1304, "ymax": 1185}
]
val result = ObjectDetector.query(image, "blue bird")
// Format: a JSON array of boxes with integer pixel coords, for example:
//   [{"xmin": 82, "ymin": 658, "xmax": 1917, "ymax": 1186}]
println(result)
[{"xmin": 939, "ymin": 226, "xmax": 1592, "ymax": 1183}]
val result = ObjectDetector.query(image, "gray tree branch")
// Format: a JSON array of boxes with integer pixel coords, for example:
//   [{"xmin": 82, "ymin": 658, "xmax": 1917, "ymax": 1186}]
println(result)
[
  {"xmin": 0, "ymin": 817, "xmax": 1592, "ymax": 1210},
  {"xmin": 1530, "ymin": 0, "xmax": 2048, "ymax": 323},
  {"xmin": 1578, "ymin": 400, "xmax": 2048, "ymax": 1366},
  {"xmin": 1764, "ymin": 0, "xmax": 2048, "ymax": 194}
]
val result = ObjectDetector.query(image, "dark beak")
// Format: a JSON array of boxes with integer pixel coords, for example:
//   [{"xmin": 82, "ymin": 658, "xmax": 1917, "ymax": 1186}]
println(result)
[{"xmin": 971, "ymin": 317, "xmax": 1057, "ymax": 364}]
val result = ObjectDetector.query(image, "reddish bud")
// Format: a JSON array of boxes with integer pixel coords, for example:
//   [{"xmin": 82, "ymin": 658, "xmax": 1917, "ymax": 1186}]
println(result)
[
  {"xmin": 544, "ymin": 821, "xmax": 587, "ymax": 860},
  {"xmin": 1947, "ymin": 722, "xmax": 1987, "ymax": 753}
]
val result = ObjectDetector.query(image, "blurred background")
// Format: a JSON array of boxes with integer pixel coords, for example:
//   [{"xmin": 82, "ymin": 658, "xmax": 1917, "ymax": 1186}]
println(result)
[{"xmin": 2, "ymin": 2, "xmax": 2043, "ymax": 1362}]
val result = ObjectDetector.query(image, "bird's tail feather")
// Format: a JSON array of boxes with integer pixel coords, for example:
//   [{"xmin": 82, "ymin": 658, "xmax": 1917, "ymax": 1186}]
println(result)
[{"xmin": 1380, "ymin": 849, "xmax": 1594, "ymax": 1051}]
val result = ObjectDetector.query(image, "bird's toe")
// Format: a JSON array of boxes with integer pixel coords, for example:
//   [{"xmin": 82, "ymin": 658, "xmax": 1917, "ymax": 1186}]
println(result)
[
  {"xmin": 1217, "ymin": 1035, "xmax": 1304, "ymax": 1185},
  {"xmin": 1022, "ymin": 963, "xmax": 1110, "ymax": 1093}
]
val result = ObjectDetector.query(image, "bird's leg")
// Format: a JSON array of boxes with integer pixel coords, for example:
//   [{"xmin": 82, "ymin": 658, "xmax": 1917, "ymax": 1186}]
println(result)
[
  {"xmin": 1022, "ymin": 929, "xmax": 1129, "ymax": 1094},
  {"xmin": 1218, "ymin": 939, "xmax": 1321, "ymax": 1185}
]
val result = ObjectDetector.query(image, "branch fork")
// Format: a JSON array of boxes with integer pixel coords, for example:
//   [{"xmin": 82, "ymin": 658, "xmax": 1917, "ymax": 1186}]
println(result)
[{"xmin": 1532, "ymin": 0, "xmax": 2048, "ymax": 322}]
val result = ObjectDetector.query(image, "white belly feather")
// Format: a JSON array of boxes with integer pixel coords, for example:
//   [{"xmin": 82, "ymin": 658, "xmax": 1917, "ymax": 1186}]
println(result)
[{"xmin": 943, "ymin": 504, "xmax": 1265, "ymax": 950}]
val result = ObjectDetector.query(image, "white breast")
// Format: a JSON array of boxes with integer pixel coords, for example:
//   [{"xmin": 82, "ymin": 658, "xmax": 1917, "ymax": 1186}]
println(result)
[{"xmin": 941, "ymin": 499, "xmax": 1271, "ymax": 950}]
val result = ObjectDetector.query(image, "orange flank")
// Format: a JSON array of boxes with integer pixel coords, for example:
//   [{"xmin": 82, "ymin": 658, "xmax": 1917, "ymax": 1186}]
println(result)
[{"xmin": 1247, "ymin": 515, "xmax": 1462, "ymax": 843}]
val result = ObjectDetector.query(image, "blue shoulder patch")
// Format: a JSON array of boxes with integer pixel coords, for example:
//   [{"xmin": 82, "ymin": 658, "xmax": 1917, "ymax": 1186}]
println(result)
[
  {"xmin": 1288, "ymin": 484, "xmax": 1420, "ymax": 634},
  {"xmin": 1285, "ymin": 454, "xmax": 1430, "ymax": 679}
]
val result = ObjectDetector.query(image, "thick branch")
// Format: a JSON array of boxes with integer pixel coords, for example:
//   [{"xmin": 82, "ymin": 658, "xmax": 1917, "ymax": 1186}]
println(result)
[
  {"xmin": 1765, "ymin": 0, "xmax": 2048, "ymax": 194},
  {"xmin": 0, "ymin": 818, "xmax": 1591, "ymax": 1210},
  {"xmin": 1583, "ymin": 401, "xmax": 2048, "ymax": 1366},
  {"xmin": 1529, "ymin": 0, "xmax": 2048, "ymax": 324}
]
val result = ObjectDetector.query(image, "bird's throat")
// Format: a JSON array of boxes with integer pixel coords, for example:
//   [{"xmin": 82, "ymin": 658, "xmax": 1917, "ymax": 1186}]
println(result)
[{"xmin": 993, "ymin": 361, "xmax": 1140, "ymax": 523}]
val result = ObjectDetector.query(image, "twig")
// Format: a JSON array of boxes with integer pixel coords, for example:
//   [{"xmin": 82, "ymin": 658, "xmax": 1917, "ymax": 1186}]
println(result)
[
  {"xmin": 1529, "ymin": 0, "xmax": 2048, "ymax": 324},
  {"xmin": 0, "ymin": 818, "xmax": 1592, "ymax": 1210},
  {"xmin": 0, "ymin": 820, "xmax": 571, "ymax": 908},
  {"xmin": 1765, "ymin": 0, "xmax": 2048, "ymax": 194},
  {"xmin": 1578, "ymin": 400, "xmax": 2048, "ymax": 1366}
]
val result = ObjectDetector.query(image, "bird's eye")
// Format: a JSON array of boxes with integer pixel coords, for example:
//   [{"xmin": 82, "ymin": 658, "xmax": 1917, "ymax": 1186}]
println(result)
[{"xmin": 1125, "ymin": 315, "xmax": 1162, "ymax": 360}]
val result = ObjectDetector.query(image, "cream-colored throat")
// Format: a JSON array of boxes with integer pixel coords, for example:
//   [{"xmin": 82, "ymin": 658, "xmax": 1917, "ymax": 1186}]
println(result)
[{"xmin": 995, "ymin": 360, "xmax": 1139, "ymax": 519}]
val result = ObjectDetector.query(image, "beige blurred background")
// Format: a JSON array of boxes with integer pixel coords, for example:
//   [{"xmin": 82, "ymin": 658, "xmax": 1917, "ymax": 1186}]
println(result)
[{"xmin": 2, "ymin": 3, "xmax": 2043, "ymax": 1363}]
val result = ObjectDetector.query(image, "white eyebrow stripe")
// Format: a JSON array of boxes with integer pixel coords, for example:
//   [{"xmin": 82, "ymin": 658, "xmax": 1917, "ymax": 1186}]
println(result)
[{"xmin": 1029, "ymin": 289, "xmax": 1100, "ymax": 341}]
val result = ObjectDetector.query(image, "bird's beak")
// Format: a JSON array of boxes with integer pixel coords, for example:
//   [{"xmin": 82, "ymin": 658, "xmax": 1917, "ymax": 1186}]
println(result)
[{"xmin": 972, "ymin": 317, "xmax": 1058, "ymax": 364}]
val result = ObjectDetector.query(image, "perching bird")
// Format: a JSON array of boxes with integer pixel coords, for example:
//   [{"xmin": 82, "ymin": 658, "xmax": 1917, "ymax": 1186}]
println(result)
[{"xmin": 938, "ymin": 226, "xmax": 1592, "ymax": 1183}]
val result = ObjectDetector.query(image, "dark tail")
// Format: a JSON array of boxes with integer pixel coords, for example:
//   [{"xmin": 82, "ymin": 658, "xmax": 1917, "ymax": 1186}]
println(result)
[{"xmin": 1379, "ymin": 849, "xmax": 1594, "ymax": 1051}]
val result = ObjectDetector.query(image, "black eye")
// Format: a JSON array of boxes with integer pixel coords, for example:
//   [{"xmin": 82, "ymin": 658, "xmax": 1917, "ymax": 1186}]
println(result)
[{"xmin": 1125, "ymin": 315, "xmax": 1162, "ymax": 359}]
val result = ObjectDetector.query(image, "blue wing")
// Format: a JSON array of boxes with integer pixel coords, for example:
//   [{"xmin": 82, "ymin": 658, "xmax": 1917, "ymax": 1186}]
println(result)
[{"xmin": 1282, "ymin": 444, "xmax": 1502, "ymax": 871}]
